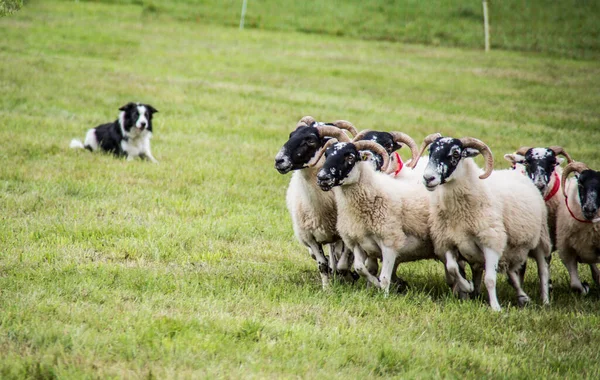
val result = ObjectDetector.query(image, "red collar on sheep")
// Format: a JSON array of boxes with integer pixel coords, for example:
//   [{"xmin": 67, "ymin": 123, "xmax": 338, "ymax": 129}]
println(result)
[
  {"xmin": 392, "ymin": 152, "xmax": 404, "ymax": 177},
  {"xmin": 563, "ymin": 179, "xmax": 600, "ymax": 224},
  {"xmin": 544, "ymin": 171, "xmax": 560, "ymax": 202}
]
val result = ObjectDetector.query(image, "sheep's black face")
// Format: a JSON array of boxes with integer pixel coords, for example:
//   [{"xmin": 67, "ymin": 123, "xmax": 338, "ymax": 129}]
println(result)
[
  {"xmin": 355, "ymin": 131, "xmax": 400, "ymax": 171},
  {"xmin": 275, "ymin": 126, "xmax": 324, "ymax": 174},
  {"xmin": 507, "ymin": 148, "xmax": 560, "ymax": 194},
  {"xmin": 577, "ymin": 170, "xmax": 600, "ymax": 221},
  {"xmin": 316, "ymin": 142, "xmax": 359, "ymax": 191},
  {"xmin": 423, "ymin": 137, "xmax": 479, "ymax": 191}
]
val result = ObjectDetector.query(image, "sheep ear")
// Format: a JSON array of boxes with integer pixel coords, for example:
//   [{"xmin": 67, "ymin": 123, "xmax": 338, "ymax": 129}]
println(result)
[
  {"xmin": 556, "ymin": 157, "xmax": 565, "ymax": 166},
  {"xmin": 503, "ymin": 153, "xmax": 525, "ymax": 165},
  {"xmin": 359, "ymin": 150, "xmax": 374, "ymax": 162},
  {"xmin": 462, "ymin": 148, "xmax": 480, "ymax": 158}
]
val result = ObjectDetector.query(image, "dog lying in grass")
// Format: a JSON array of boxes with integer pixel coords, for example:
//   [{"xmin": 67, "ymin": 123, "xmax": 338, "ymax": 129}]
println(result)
[{"xmin": 70, "ymin": 102, "xmax": 159, "ymax": 163}]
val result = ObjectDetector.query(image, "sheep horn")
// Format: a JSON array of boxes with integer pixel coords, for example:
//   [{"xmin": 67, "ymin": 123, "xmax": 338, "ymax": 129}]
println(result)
[
  {"xmin": 353, "ymin": 140, "xmax": 390, "ymax": 172},
  {"xmin": 351, "ymin": 129, "xmax": 372, "ymax": 143},
  {"xmin": 514, "ymin": 146, "xmax": 531, "ymax": 156},
  {"xmin": 315, "ymin": 125, "xmax": 351, "ymax": 143},
  {"xmin": 459, "ymin": 137, "xmax": 494, "ymax": 179},
  {"xmin": 328, "ymin": 120, "xmax": 358, "ymax": 137},
  {"xmin": 412, "ymin": 133, "xmax": 443, "ymax": 169},
  {"xmin": 296, "ymin": 116, "xmax": 317, "ymax": 129},
  {"xmin": 561, "ymin": 162, "xmax": 590, "ymax": 197},
  {"xmin": 390, "ymin": 132, "xmax": 419, "ymax": 168},
  {"xmin": 307, "ymin": 138, "xmax": 340, "ymax": 167},
  {"xmin": 548, "ymin": 146, "xmax": 574, "ymax": 164}
]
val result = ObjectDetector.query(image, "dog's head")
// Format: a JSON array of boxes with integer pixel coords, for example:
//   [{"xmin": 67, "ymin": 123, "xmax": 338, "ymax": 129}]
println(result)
[{"xmin": 118, "ymin": 102, "xmax": 158, "ymax": 137}]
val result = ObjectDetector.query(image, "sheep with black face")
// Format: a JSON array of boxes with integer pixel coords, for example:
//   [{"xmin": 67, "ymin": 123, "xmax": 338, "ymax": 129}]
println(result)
[
  {"xmin": 352, "ymin": 130, "xmax": 428, "ymax": 181},
  {"xmin": 315, "ymin": 137, "xmax": 433, "ymax": 294},
  {"xmin": 274, "ymin": 116, "xmax": 357, "ymax": 288},
  {"xmin": 417, "ymin": 135, "xmax": 551, "ymax": 311},
  {"xmin": 504, "ymin": 146, "xmax": 580, "ymax": 289},
  {"xmin": 557, "ymin": 162, "xmax": 600, "ymax": 294}
]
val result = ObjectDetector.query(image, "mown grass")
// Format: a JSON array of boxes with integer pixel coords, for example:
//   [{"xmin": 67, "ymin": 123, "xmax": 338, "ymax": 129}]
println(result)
[
  {"xmin": 76, "ymin": 0, "xmax": 600, "ymax": 60},
  {"xmin": 1, "ymin": 0, "xmax": 600, "ymax": 378}
]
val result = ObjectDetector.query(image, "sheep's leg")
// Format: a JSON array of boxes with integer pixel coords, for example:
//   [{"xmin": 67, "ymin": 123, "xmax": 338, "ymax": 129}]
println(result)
[
  {"xmin": 379, "ymin": 246, "xmax": 399, "ymax": 296},
  {"xmin": 589, "ymin": 264, "xmax": 600, "ymax": 288},
  {"xmin": 561, "ymin": 249, "xmax": 589, "ymax": 295},
  {"xmin": 506, "ymin": 267, "xmax": 530, "ymax": 307},
  {"xmin": 471, "ymin": 263, "xmax": 483, "ymax": 298},
  {"xmin": 335, "ymin": 243, "xmax": 352, "ymax": 279},
  {"xmin": 547, "ymin": 254, "xmax": 553, "ymax": 292},
  {"xmin": 391, "ymin": 258, "xmax": 408, "ymax": 293},
  {"xmin": 445, "ymin": 250, "xmax": 474, "ymax": 294},
  {"xmin": 307, "ymin": 242, "xmax": 330, "ymax": 290},
  {"xmin": 532, "ymin": 246, "xmax": 551, "ymax": 305},
  {"xmin": 483, "ymin": 247, "xmax": 502, "ymax": 311},
  {"xmin": 327, "ymin": 242, "xmax": 339, "ymax": 278},
  {"xmin": 444, "ymin": 261, "xmax": 468, "ymax": 300},
  {"xmin": 353, "ymin": 247, "xmax": 380, "ymax": 288}
]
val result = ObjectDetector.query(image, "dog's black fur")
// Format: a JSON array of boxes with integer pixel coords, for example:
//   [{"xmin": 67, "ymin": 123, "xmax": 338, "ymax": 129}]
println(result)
[{"xmin": 71, "ymin": 102, "xmax": 159, "ymax": 162}]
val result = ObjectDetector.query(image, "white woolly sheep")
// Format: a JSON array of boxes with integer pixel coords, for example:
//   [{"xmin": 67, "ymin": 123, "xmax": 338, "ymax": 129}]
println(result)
[
  {"xmin": 314, "ymin": 137, "xmax": 434, "ymax": 294},
  {"xmin": 274, "ymin": 116, "xmax": 357, "ymax": 288},
  {"xmin": 557, "ymin": 162, "xmax": 600, "ymax": 294},
  {"xmin": 417, "ymin": 134, "xmax": 551, "ymax": 310}
]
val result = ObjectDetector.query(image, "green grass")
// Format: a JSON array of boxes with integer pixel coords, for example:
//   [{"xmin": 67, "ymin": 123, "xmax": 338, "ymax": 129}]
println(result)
[
  {"xmin": 75, "ymin": 0, "xmax": 600, "ymax": 60},
  {"xmin": 1, "ymin": 0, "xmax": 600, "ymax": 378}
]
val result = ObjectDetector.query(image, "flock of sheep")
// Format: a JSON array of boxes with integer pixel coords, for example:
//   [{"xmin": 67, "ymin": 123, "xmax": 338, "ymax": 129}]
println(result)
[{"xmin": 274, "ymin": 116, "xmax": 600, "ymax": 311}]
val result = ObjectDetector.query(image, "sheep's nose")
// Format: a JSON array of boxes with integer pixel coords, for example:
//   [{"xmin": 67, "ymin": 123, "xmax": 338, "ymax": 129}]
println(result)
[
  {"xmin": 423, "ymin": 175, "xmax": 435, "ymax": 184},
  {"xmin": 140, "ymin": 122, "xmax": 147, "ymax": 128},
  {"xmin": 275, "ymin": 157, "xmax": 285, "ymax": 167},
  {"xmin": 583, "ymin": 205, "xmax": 596, "ymax": 215}
]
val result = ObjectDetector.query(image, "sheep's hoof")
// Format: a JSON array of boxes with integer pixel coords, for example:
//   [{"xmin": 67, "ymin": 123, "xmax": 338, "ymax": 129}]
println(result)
[
  {"xmin": 581, "ymin": 282, "xmax": 590, "ymax": 295},
  {"xmin": 517, "ymin": 295, "xmax": 530, "ymax": 308},
  {"xmin": 318, "ymin": 263, "xmax": 330, "ymax": 275},
  {"xmin": 457, "ymin": 290, "xmax": 470, "ymax": 300},
  {"xmin": 392, "ymin": 280, "xmax": 408, "ymax": 294},
  {"xmin": 463, "ymin": 281, "xmax": 475, "ymax": 294}
]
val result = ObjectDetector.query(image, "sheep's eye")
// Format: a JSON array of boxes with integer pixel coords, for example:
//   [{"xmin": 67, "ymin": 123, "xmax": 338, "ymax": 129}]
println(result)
[{"xmin": 452, "ymin": 151, "xmax": 460, "ymax": 158}]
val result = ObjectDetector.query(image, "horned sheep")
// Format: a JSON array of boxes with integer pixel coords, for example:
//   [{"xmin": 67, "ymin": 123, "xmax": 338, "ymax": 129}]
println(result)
[
  {"xmin": 417, "ymin": 135, "xmax": 552, "ymax": 310},
  {"xmin": 557, "ymin": 162, "xmax": 600, "ymax": 294},
  {"xmin": 274, "ymin": 116, "xmax": 357, "ymax": 288},
  {"xmin": 315, "ymin": 136, "xmax": 434, "ymax": 294}
]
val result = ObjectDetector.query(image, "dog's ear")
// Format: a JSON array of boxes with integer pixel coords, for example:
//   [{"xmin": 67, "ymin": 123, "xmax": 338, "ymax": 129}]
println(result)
[
  {"xmin": 119, "ymin": 102, "xmax": 136, "ymax": 112},
  {"xmin": 146, "ymin": 105, "xmax": 158, "ymax": 114}
]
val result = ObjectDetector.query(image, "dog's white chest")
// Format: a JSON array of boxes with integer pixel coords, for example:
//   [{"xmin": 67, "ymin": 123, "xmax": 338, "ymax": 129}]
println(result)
[{"xmin": 121, "ymin": 131, "xmax": 151, "ymax": 157}]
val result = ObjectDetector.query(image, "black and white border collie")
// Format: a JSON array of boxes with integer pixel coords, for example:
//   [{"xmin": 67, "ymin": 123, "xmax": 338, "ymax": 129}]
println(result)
[{"xmin": 70, "ymin": 102, "xmax": 159, "ymax": 163}]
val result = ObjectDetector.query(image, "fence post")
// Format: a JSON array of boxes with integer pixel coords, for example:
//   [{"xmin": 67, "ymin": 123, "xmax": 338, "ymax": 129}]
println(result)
[
  {"xmin": 483, "ymin": 0, "xmax": 490, "ymax": 52},
  {"xmin": 239, "ymin": 0, "xmax": 248, "ymax": 30}
]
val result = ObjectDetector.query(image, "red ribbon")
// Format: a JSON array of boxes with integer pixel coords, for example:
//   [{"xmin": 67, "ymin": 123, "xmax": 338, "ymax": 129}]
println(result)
[
  {"xmin": 544, "ymin": 171, "xmax": 560, "ymax": 202},
  {"xmin": 393, "ymin": 152, "xmax": 404, "ymax": 177}
]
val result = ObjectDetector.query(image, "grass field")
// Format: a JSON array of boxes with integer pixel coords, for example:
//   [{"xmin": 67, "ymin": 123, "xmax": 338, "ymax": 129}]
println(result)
[
  {"xmin": 76, "ymin": 0, "xmax": 600, "ymax": 60},
  {"xmin": 1, "ymin": 0, "xmax": 600, "ymax": 378}
]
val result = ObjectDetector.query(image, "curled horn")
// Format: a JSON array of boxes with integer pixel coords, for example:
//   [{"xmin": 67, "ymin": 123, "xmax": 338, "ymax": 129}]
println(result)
[
  {"xmin": 561, "ymin": 162, "xmax": 590, "ymax": 197},
  {"xmin": 390, "ymin": 132, "xmax": 419, "ymax": 168},
  {"xmin": 354, "ymin": 140, "xmax": 390, "ymax": 172},
  {"xmin": 459, "ymin": 137, "xmax": 494, "ymax": 179},
  {"xmin": 514, "ymin": 146, "xmax": 532, "ymax": 156},
  {"xmin": 328, "ymin": 120, "xmax": 358, "ymax": 137},
  {"xmin": 351, "ymin": 129, "xmax": 372, "ymax": 143},
  {"xmin": 307, "ymin": 138, "xmax": 339, "ymax": 167},
  {"xmin": 412, "ymin": 133, "xmax": 443, "ymax": 169},
  {"xmin": 315, "ymin": 125, "xmax": 351, "ymax": 143},
  {"xmin": 548, "ymin": 146, "xmax": 574, "ymax": 164},
  {"xmin": 296, "ymin": 116, "xmax": 317, "ymax": 129}
]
